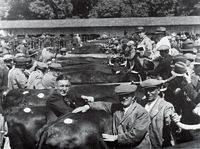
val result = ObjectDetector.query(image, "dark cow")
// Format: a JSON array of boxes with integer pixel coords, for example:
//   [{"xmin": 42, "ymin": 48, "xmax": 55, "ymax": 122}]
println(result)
[
  {"xmin": 37, "ymin": 110, "xmax": 112, "ymax": 149},
  {"xmin": 57, "ymin": 56, "xmax": 143, "ymax": 84},
  {"xmin": 71, "ymin": 44, "xmax": 107, "ymax": 54},
  {"xmin": 3, "ymin": 84, "xmax": 120, "ymax": 149},
  {"xmin": 57, "ymin": 56, "xmax": 122, "ymax": 84},
  {"xmin": 5, "ymin": 106, "xmax": 46, "ymax": 149},
  {"xmin": 2, "ymin": 89, "xmax": 52, "ymax": 110}
]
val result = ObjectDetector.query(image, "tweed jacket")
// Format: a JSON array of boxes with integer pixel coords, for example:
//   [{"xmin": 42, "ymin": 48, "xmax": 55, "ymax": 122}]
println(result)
[
  {"xmin": 89, "ymin": 101, "xmax": 151, "ymax": 149},
  {"xmin": 146, "ymin": 97, "xmax": 179, "ymax": 148}
]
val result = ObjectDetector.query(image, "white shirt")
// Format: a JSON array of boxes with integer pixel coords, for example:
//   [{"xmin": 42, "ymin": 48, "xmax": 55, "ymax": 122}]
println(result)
[{"xmin": 145, "ymin": 97, "xmax": 159, "ymax": 113}]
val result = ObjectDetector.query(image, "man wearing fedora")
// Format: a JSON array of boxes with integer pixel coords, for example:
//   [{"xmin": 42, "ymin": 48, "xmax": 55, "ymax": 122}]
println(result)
[
  {"xmin": 165, "ymin": 61, "xmax": 200, "ymax": 142},
  {"xmin": 73, "ymin": 84, "xmax": 151, "ymax": 149},
  {"xmin": 146, "ymin": 44, "xmax": 173, "ymax": 79},
  {"xmin": 179, "ymin": 39, "xmax": 197, "ymax": 62},
  {"xmin": 140, "ymin": 78, "xmax": 182, "ymax": 148},
  {"xmin": 136, "ymin": 27, "xmax": 153, "ymax": 58},
  {"xmin": 166, "ymin": 61, "xmax": 193, "ymax": 116}
]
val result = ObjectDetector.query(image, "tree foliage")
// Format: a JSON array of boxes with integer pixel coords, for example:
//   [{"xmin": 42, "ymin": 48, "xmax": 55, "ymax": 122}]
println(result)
[
  {"xmin": 0, "ymin": 0, "xmax": 200, "ymax": 20},
  {"xmin": 29, "ymin": 0, "xmax": 73, "ymax": 19},
  {"xmin": 89, "ymin": 0, "xmax": 149, "ymax": 18},
  {"xmin": 89, "ymin": 0, "xmax": 179, "ymax": 18},
  {"xmin": 5, "ymin": 0, "xmax": 32, "ymax": 20},
  {"xmin": 0, "ymin": 0, "xmax": 10, "ymax": 19},
  {"xmin": 71, "ymin": 0, "xmax": 98, "ymax": 18},
  {"xmin": 175, "ymin": 0, "xmax": 200, "ymax": 16},
  {"xmin": 148, "ymin": 0, "xmax": 177, "ymax": 17}
]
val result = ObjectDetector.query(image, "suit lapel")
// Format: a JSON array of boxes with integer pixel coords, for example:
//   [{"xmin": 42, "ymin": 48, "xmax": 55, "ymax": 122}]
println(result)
[
  {"xmin": 119, "ymin": 101, "xmax": 137, "ymax": 124},
  {"xmin": 149, "ymin": 97, "xmax": 162, "ymax": 118}
]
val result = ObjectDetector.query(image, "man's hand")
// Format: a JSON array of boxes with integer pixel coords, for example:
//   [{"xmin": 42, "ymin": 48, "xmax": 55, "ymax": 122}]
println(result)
[
  {"xmin": 81, "ymin": 95, "xmax": 94, "ymax": 102},
  {"xmin": 72, "ymin": 105, "xmax": 90, "ymax": 113},
  {"xmin": 102, "ymin": 134, "xmax": 118, "ymax": 142}
]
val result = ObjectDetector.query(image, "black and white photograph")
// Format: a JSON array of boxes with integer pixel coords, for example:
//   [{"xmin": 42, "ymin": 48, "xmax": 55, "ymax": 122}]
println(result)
[{"xmin": 0, "ymin": 0, "xmax": 200, "ymax": 149}]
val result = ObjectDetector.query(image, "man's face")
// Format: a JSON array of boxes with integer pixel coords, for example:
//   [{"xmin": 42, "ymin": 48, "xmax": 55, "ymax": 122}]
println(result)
[
  {"xmin": 145, "ymin": 87, "xmax": 160, "ymax": 102},
  {"xmin": 4, "ymin": 59, "xmax": 13, "ymax": 69},
  {"xmin": 52, "ymin": 70, "xmax": 60, "ymax": 77},
  {"xmin": 56, "ymin": 80, "xmax": 71, "ymax": 96},
  {"xmin": 194, "ymin": 65, "xmax": 200, "ymax": 76},
  {"xmin": 159, "ymin": 50, "xmax": 168, "ymax": 57},
  {"xmin": 139, "ymin": 32, "xmax": 145, "ymax": 38},
  {"xmin": 119, "ymin": 93, "xmax": 134, "ymax": 108}
]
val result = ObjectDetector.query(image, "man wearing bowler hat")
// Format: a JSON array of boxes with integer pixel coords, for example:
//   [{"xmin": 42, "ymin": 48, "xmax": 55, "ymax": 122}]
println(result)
[
  {"xmin": 177, "ymin": 54, "xmax": 200, "ymax": 107},
  {"xmin": 141, "ymin": 78, "xmax": 182, "ymax": 148},
  {"xmin": 73, "ymin": 83, "xmax": 151, "ymax": 149}
]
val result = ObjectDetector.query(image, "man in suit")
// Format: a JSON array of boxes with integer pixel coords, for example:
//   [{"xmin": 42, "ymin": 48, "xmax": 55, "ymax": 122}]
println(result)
[
  {"xmin": 73, "ymin": 84, "xmax": 151, "ymax": 149},
  {"xmin": 141, "ymin": 78, "xmax": 181, "ymax": 148}
]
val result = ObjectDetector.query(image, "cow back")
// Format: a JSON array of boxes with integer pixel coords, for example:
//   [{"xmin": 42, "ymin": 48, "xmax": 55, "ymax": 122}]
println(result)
[{"xmin": 37, "ymin": 110, "xmax": 112, "ymax": 149}]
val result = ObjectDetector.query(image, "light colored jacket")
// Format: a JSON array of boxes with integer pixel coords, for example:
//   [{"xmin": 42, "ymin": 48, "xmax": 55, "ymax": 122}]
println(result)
[{"xmin": 89, "ymin": 101, "xmax": 151, "ymax": 149}]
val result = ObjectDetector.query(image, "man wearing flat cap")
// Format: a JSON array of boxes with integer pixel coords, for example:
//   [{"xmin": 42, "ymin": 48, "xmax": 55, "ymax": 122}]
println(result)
[
  {"xmin": 73, "ymin": 83, "xmax": 151, "ymax": 149},
  {"xmin": 140, "ymin": 78, "xmax": 185, "ymax": 148}
]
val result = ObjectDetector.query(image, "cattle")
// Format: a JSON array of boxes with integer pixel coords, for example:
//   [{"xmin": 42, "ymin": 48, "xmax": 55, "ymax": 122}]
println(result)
[
  {"xmin": 71, "ymin": 44, "xmax": 107, "ymax": 54},
  {"xmin": 5, "ymin": 106, "xmax": 46, "ymax": 149},
  {"xmin": 57, "ymin": 56, "xmax": 121, "ymax": 84},
  {"xmin": 57, "ymin": 56, "xmax": 144, "ymax": 84},
  {"xmin": 36, "ymin": 110, "xmax": 112, "ymax": 149},
  {"xmin": 3, "ymin": 84, "xmax": 121, "ymax": 149}
]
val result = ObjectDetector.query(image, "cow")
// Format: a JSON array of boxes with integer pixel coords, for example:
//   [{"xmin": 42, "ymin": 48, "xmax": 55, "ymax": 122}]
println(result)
[
  {"xmin": 71, "ymin": 44, "xmax": 107, "ymax": 54},
  {"xmin": 57, "ymin": 56, "xmax": 144, "ymax": 84},
  {"xmin": 36, "ymin": 110, "xmax": 112, "ymax": 149},
  {"xmin": 3, "ymin": 84, "xmax": 120, "ymax": 149}
]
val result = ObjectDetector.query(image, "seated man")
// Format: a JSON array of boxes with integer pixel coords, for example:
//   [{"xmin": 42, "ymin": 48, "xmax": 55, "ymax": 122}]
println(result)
[{"xmin": 73, "ymin": 83, "xmax": 151, "ymax": 149}]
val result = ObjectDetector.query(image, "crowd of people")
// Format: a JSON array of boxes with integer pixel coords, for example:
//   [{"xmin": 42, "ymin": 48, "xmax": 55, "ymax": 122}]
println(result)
[{"xmin": 1, "ymin": 26, "xmax": 200, "ymax": 148}]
